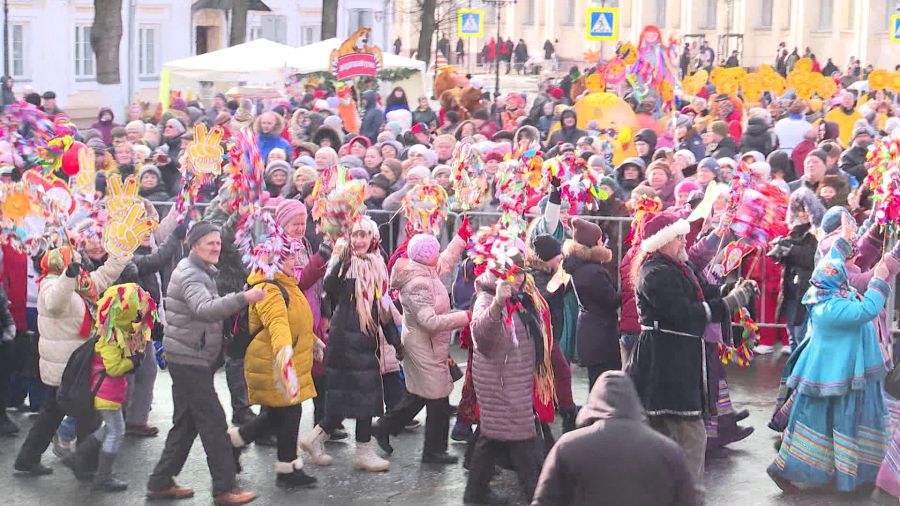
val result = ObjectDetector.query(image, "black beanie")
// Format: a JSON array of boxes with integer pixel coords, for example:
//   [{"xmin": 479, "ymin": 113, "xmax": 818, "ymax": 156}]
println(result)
[
  {"xmin": 533, "ymin": 234, "xmax": 562, "ymax": 262},
  {"xmin": 186, "ymin": 221, "xmax": 221, "ymax": 248}
]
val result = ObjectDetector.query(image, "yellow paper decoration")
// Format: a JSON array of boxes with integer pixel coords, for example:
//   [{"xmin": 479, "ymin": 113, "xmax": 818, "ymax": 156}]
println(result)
[
  {"xmin": 794, "ymin": 58, "xmax": 813, "ymax": 73},
  {"xmin": 585, "ymin": 73, "xmax": 606, "ymax": 93},
  {"xmin": 102, "ymin": 205, "xmax": 157, "ymax": 257},
  {"xmin": 816, "ymin": 75, "xmax": 837, "ymax": 99},
  {"xmin": 889, "ymin": 72, "xmax": 900, "ymax": 94},
  {"xmin": 868, "ymin": 69, "xmax": 889, "ymax": 91},
  {"xmin": 184, "ymin": 124, "xmax": 224, "ymax": 178},
  {"xmin": 682, "ymin": 69, "xmax": 709, "ymax": 96},
  {"xmin": 617, "ymin": 42, "xmax": 637, "ymax": 66},
  {"xmin": 1, "ymin": 184, "xmax": 31, "ymax": 224},
  {"xmin": 104, "ymin": 174, "xmax": 142, "ymax": 222},
  {"xmin": 741, "ymin": 73, "xmax": 764, "ymax": 102}
]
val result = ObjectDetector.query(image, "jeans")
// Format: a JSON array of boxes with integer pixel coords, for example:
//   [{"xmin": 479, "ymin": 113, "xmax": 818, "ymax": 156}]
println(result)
[
  {"xmin": 238, "ymin": 404, "xmax": 302, "ymax": 464},
  {"xmin": 92, "ymin": 409, "xmax": 126, "ymax": 454},
  {"xmin": 224, "ymin": 354, "xmax": 250, "ymax": 420},
  {"xmin": 125, "ymin": 346, "xmax": 157, "ymax": 426},
  {"xmin": 57, "ymin": 416, "xmax": 77, "ymax": 442},
  {"xmin": 147, "ymin": 363, "xmax": 236, "ymax": 496},
  {"xmin": 782, "ymin": 298, "xmax": 808, "ymax": 350}
]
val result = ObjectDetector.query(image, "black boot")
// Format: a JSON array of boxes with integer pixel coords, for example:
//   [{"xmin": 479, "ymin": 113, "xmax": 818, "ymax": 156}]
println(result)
[
  {"xmin": 92, "ymin": 451, "xmax": 127, "ymax": 492},
  {"xmin": 62, "ymin": 435, "xmax": 101, "ymax": 481},
  {"xmin": 371, "ymin": 419, "xmax": 394, "ymax": 455},
  {"xmin": 275, "ymin": 466, "xmax": 317, "ymax": 489}
]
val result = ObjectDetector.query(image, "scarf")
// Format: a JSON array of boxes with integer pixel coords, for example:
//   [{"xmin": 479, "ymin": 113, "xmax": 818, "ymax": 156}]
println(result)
[
  {"xmin": 507, "ymin": 275, "xmax": 555, "ymax": 405},
  {"xmin": 345, "ymin": 251, "xmax": 390, "ymax": 339},
  {"xmin": 803, "ymin": 237, "xmax": 859, "ymax": 305},
  {"xmin": 39, "ymin": 246, "xmax": 99, "ymax": 338}
]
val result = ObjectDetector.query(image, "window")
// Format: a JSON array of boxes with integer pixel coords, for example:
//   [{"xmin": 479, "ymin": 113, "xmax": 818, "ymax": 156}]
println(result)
[
  {"xmin": 260, "ymin": 15, "xmax": 287, "ymax": 43},
  {"xmin": 818, "ymin": 0, "xmax": 834, "ymax": 30},
  {"xmin": 301, "ymin": 25, "xmax": 320, "ymax": 45},
  {"xmin": 564, "ymin": 0, "xmax": 575, "ymax": 25},
  {"xmin": 248, "ymin": 26, "xmax": 262, "ymax": 40},
  {"xmin": 11, "ymin": 23, "xmax": 25, "ymax": 78},
  {"xmin": 74, "ymin": 25, "xmax": 94, "ymax": 78},
  {"xmin": 845, "ymin": 0, "xmax": 855, "ymax": 30},
  {"xmin": 760, "ymin": 0, "xmax": 773, "ymax": 27},
  {"xmin": 138, "ymin": 26, "xmax": 158, "ymax": 76},
  {"xmin": 656, "ymin": 0, "xmax": 666, "ymax": 26},
  {"xmin": 704, "ymin": 0, "xmax": 717, "ymax": 28},
  {"xmin": 524, "ymin": 0, "xmax": 534, "ymax": 25}
]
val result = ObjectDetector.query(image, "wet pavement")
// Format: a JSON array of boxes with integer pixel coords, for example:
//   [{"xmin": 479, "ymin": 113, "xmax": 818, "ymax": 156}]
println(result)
[{"xmin": 0, "ymin": 350, "xmax": 891, "ymax": 505}]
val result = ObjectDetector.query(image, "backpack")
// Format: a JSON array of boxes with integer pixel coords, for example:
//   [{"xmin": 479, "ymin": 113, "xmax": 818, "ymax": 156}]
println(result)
[
  {"xmin": 228, "ymin": 280, "xmax": 290, "ymax": 359},
  {"xmin": 57, "ymin": 336, "xmax": 105, "ymax": 417}
]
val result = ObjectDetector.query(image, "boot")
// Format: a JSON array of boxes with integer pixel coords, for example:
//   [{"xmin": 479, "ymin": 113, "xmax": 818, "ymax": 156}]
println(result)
[
  {"xmin": 62, "ymin": 435, "xmax": 102, "ymax": 481},
  {"xmin": 0, "ymin": 415, "xmax": 19, "ymax": 435},
  {"xmin": 213, "ymin": 488, "xmax": 257, "ymax": 506},
  {"xmin": 274, "ymin": 460, "xmax": 317, "ymax": 489},
  {"xmin": 13, "ymin": 460, "xmax": 53, "ymax": 476},
  {"xmin": 452, "ymin": 419, "xmax": 474, "ymax": 442},
  {"xmin": 422, "ymin": 451, "xmax": 458, "ymax": 464},
  {"xmin": 734, "ymin": 409, "xmax": 750, "ymax": 422},
  {"xmin": 351, "ymin": 441, "xmax": 389, "ymax": 472},
  {"xmin": 92, "ymin": 451, "xmax": 128, "ymax": 492},
  {"xmin": 559, "ymin": 406, "xmax": 579, "ymax": 434},
  {"xmin": 298, "ymin": 425, "xmax": 333, "ymax": 466},
  {"xmin": 371, "ymin": 418, "xmax": 394, "ymax": 455}
]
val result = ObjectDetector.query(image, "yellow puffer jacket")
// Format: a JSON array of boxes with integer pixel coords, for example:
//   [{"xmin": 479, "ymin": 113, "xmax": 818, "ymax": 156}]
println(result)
[{"xmin": 244, "ymin": 271, "xmax": 317, "ymax": 407}]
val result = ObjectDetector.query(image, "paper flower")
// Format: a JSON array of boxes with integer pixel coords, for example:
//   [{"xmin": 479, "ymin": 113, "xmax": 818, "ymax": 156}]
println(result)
[
  {"xmin": 793, "ymin": 57, "xmax": 813, "ymax": 73},
  {"xmin": 468, "ymin": 223, "xmax": 526, "ymax": 281},
  {"xmin": 235, "ymin": 209, "xmax": 296, "ymax": 279},
  {"xmin": 816, "ymin": 74, "xmax": 837, "ymax": 99},
  {"xmin": 868, "ymin": 68, "xmax": 889, "ymax": 91},
  {"xmin": 681, "ymin": 69, "xmax": 708, "ymax": 96},
  {"xmin": 890, "ymin": 72, "xmax": 900, "ymax": 94},
  {"xmin": 449, "ymin": 141, "xmax": 487, "ymax": 211},
  {"xmin": 402, "ymin": 181, "xmax": 449, "ymax": 236},
  {"xmin": 741, "ymin": 72, "xmax": 764, "ymax": 103}
]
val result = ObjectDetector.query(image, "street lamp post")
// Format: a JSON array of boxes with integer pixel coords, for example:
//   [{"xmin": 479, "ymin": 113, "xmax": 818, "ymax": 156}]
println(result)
[{"xmin": 483, "ymin": 0, "xmax": 515, "ymax": 98}]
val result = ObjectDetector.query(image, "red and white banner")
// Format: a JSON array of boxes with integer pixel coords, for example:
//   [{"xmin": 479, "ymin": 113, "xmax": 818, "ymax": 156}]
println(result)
[{"xmin": 333, "ymin": 53, "xmax": 379, "ymax": 80}]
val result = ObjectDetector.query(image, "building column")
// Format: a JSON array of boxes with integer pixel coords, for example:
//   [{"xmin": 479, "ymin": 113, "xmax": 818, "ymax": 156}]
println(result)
[{"xmin": 854, "ymin": 0, "xmax": 869, "ymax": 66}]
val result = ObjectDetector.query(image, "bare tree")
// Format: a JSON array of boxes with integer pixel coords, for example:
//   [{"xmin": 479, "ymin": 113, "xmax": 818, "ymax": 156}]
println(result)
[
  {"xmin": 230, "ymin": 0, "xmax": 249, "ymax": 46},
  {"xmin": 398, "ymin": 0, "xmax": 466, "ymax": 66},
  {"xmin": 91, "ymin": 0, "xmax": 123, "ymax": 84},
  {"xmin": 322, "ymin": 0, "xmax": 339, "ymax": 39}
]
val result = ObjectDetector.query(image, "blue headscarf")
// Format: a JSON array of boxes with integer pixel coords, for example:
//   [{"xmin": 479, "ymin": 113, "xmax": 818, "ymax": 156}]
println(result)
[{"xmin": 802, "ymin": 236, "xmax": 859, "ymax": 305}]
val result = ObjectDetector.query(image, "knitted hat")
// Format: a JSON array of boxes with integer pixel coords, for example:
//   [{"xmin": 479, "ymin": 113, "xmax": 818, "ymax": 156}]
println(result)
[
  {"xmin": 138, "ymin": 164, "xmax": 162, "ymax": 182},
  {"xmin": 741, "ymin": 151, "xmax": 765, "ymax": 164},
  {"xmin": 532, "ymin": 235, "xmax": 562, "ymax": 262},
  {"xmin": 821, "ymin": 206, "xmax": 850, "ymax": 234},
  {"xmin": 674, "ymin": 149, "xmax": 696, "ymax": 165},
  {"xmin": 407, "ymin": 234, "xmax": 441, "ymax": 265},
  {"xmin": 572, "ymin": 218, "xmax": 604, "ymax": 247},
  {"xmin": 674, "ymin": 180, "xmax": 701, "ymax": 196},
  {"xmin": 640, "ymin": 213, "xmax": 690, "ymax": 253},
  {"xmin": 293, "ymin": 155, "xmax": 315, "ymax": 168},
  {"xmin": 709, "ymin": 120, "xmax": 729, "ymax": 138},
  {"xmin": 348, "ymin": 166, "xmax": 370, "ymax": 181},
  {"xmin": 431, "ymin": 164, "xmax": 451, "ymax": 178},
  {"xmin": 340, "ymin": 155, "xmax": 364, "ymax": 168},
  {"xmin": 187, "ymin": 221, "xmax": 221, "ymax": 248},
  {"xmin": 851, "ymin": 126, "xmax": 871, "ymax": 141},
  {"xmin": 381, "ymin": 159, "xmax": 403, "ymax": 179},
  {"xmin": 265, "ymin": 160, "xmax": 291, "ymax": 179},
  {"xmin": 369, "ymin": 174, "xmax": 392, "ymax": 193},
  {"xmin": 125, "ymin": 120, "xmax": 145, "ymax": 135},
  {"xmin": 406, "ymin": 165, "xmax": 432, "ymax": 181},
  {"xmin": 165, "ymin": 118, "xmax": 186, "ymax": 136},
  {"xmin": 274, "ymin": 199, "xmax": 306, "ymax": 227},
  {"xmin": 697, "ymin": 157, "xmax": 719, "ymax": 178}
]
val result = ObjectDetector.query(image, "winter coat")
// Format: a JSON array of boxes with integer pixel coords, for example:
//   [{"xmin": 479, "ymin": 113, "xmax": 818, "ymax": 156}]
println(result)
[
  {"xmin": 470, "ymin": 272, "xmax": 536, "ymax": 441},
  {"xmin": 390, "ymin": 259, "xmax": 469, "ymax": 400},
  {"xmin": 163, "ymin": 253, "xmax": 248, "ymax": 368},
  {"xmin": 630, "ymin": 252, "xmax": 729, "ymax": 417},
  {"xmin": 547, "ymin": 110, "xmax": 586, "ymax": 148},
  {"xmin": 634, "ymin": 129, "xmax": 658, "ymax": 168},
  {"xmin": 708, "ymin": 136, "xmax": 738, "ymax": 159},
  {"xmin": 411, "ymin": 107, "xmax": 439, "ymax": 129},
  {"xmin": 202, "ymin": 202, "xmax": 249, "ymax": 296},
  {"xmin": 245, "ymin": 271, "xmax": 317, "ymax": 408},
  {"xmin": 838, "ymin": 145, "xmax": 868, "ymax": 184},
  {"xmin": 770, "ymin": 224, "xmax": 817, "ymax": 325},
  {"xmin": 90, "ymin": 107, "xmax": 120, "ymax": 145},
  {"xmin": 360, "ymin": 90, "xmax": 386, "ymax": 144},
  {"xmin": 791, "ymin": 139, "xmax": 815, "ymax": 178},
  {"xmin": 528, "ymin": 256, "xmax": 568, "ymax": 343},
  {"xmin": 740, "ymin": 118, "xmax": 774, "ymax": 156},
  {"xmin": 322, "ymin": 259, "xmax": 400, "ymax": 419},
  {"xmin": 37, "ymin": 255, "xmax": 129, "ymax": 387},
  {"xmin": 1, "ymin": 243, "xmax": 28, "ymax": 330},
  {"xmin": 824, "ymin": 107, "xmax": 862, "ymax": 146},
  {"xmin": 676, "ymin": 134, "xmax": 706, "ymax": 162},
  {"xmin": 532, "ymin": 372, "xmax": 700, "ymax": 506},
  {"xmin": 91, "ymin": 338, "xmax": 136, "ymax": 410},
  {"xmin": 563, "ymin": 240, "xmax": 619, "ymax": 366},
  {"xmin": 618, "ymin": 245, "xmax": 641, "ymax": 335}
]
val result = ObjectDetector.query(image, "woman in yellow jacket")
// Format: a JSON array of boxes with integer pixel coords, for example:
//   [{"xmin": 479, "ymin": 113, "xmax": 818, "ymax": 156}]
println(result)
[{"xmin": 227, "ymin": 251, "xmax": 320, "ymax": 489}]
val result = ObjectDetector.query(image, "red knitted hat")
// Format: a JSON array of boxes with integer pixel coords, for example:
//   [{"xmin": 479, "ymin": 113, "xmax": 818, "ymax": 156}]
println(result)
[{"xmin": 640, "ymin": 213, "xmax": 690, "ymax": 253}]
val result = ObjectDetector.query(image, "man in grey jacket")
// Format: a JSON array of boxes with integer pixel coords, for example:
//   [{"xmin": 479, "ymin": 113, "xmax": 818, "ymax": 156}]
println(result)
[{"xmin": 146, "ymin": 222, "xmax": 265, "ymax": 506}]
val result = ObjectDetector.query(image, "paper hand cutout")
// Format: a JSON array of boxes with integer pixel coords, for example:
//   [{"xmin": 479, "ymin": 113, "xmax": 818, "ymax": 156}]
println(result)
[
  {"xmin": 103, "ymin": 204, "xmax": 157, "ymax": 256},
  {"xmin": 274, "ymin": 345, "xmax": 299, "ymax": 402},
  {"xmin": 186, "ymin": 124, "xmax": 224, "ymax": 177},
  {"xmin": 72, "ymin": 147, "xmax": 96, "ymax": 198},
  {"xmin": 105, "ymin": 174, "xmax": 141, "ymax": 221}
]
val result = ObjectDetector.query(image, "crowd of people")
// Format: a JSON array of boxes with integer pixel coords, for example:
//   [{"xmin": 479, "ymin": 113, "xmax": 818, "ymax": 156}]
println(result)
[{"xmin": 0, "ymin": 34, "xmax": 899, "ymax": 506}]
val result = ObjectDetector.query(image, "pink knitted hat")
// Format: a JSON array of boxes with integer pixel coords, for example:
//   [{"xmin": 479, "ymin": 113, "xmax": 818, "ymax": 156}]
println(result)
[
  {"xmin": 407, "ymin": 234, "xmax": 440, "ymax": 265},
  {"xmin": 274, "ymin": 199, "xmax": 306, "ymax": 227}
]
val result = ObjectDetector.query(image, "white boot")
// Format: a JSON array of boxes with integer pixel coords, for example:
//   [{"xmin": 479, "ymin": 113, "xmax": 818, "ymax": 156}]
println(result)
[
  {"xmin": 352, "ymin": 441, "xmax": 389, "ymax": 472},
  {"xmin": 298, "ymin": 426, "xmax": 332, "ymax": 466}
]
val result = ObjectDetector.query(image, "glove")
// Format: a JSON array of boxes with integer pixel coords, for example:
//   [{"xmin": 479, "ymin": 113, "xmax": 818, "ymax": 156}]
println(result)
[
  {"xmin": 173, "ymin": 222, "xmax": 188, "ymax": 241},
  {"xmin": 723, "ymin": 279, "xmax": 759, "ymax": 311},
  {"xmin": 550, "ymin": 176, "xmax": 562, "ymax": 189},
  {"xmin": 457, "ymin": 215, "xmax": 474, "ymax": 242},
  {"xmin": 1, "ymin": 326, "xmax": 14, "ymax": 343},
  {"xmin": 313, "ymin": 337, "xmax": 325, "ymax": 362},
  {"xmin": 275, "ymin": 346, "xmax": 299, "ymax": 402},
  {"xmin": 317, "ymin": 239, "xmax": 333, "ymax": 262},
  {"xmin": 65, "ymin": 262, "xmax": 82, "ymax": 278},
  {"xmin": 130, "ymin": 351, "xmax": 144, "ymax": 370},
  {"xmin": 494, "ymin": 278, "xmax": 514, "ymax": 303},
  {"xmin": 394, "ymin": 343, "xmax": 405, "ymax": 362},
  {"xmin": 153, "ymin": 340, "xmax": 167, "ymax": 370}
]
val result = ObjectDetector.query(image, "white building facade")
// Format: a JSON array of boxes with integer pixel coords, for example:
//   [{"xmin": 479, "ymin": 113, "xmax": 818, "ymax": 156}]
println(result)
[{"xmin": 2, "ymin": 0, "xmax": 393, "ymax": 123}]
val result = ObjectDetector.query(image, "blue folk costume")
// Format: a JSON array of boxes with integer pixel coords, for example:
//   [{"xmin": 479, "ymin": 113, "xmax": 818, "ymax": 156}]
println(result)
[
  {"xmin": 528, "ymin": 186, "xmax": 579, "ymax": 361},
  {"xmin": 768, "ymin": 236, "xmax": 890, "ymax": 492}
]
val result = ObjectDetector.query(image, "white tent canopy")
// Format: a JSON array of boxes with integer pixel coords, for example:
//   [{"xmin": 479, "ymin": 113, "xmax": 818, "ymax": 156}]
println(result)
[
  {"xmin": 163, "ymin": 38, "xmax": 295, "ymax": 85},
  {"xmin": 288, "ymin": 38, "xmax": 426, "ymax": 75}
]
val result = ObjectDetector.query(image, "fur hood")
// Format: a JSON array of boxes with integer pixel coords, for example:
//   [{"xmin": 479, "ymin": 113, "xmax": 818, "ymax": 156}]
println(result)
[
  {"xmin": 525, "ymin": 250, "xmax": 555, "ymax": 274},
  {"xmin": 562, "ymin": 239, "xmax": 612, "ymax": 264},
  {"xmin": 253, "ymin": 112, "xmax": 286, "ymax": 136}
]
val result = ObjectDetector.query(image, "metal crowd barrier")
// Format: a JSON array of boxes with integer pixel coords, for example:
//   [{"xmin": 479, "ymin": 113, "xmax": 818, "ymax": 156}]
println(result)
[{"xmin": 149, "ymin": 202, "xmax": 900, "ymax": 333}]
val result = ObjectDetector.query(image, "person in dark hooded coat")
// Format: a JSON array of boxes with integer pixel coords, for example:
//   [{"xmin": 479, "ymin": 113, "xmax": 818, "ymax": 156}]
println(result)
[
  {"xmin": 615, "ymin": 157, "xmax": 646, "ymax": 195},
  {"xmin": 532, "ymin": 371, "xmax": 700, "ymax": 506},
  {"xmin": 633, "ymin": 129, "xmax": 658, "ymax": 168},
  {"xmin": 91, "ymin": 108, "xmax": 121, "ymax": 145},
  {"xmin": 547, "ymin": 110, "xmax": 586, "ymax": 148},
  {"xmin": 311, "ymin": 125, "xmax": 343, "ymax": 150},
  {"xmin": 359, "ymin": 90, "xmax": 385, "ymax": 144},
  {"xmin": 1, "ymin": 76, "xmax": 16, "ymax": 108}
]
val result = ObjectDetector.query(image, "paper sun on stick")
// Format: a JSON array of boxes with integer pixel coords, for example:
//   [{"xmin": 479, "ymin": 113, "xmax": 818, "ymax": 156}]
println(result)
[
  {"xmin": 449, "ymin": 141, "xmax": 487, "ymax": 211},
  {"xmin": 402, "ymin": 181, "xmax": 449, "ymax": 236},
  {"xmin": 468, "ymin": 224, "xmax": 526, "ymax": 281},
  {"xmin": 311, "ymin": 165, "xmax": 367, "ymax": 243}
]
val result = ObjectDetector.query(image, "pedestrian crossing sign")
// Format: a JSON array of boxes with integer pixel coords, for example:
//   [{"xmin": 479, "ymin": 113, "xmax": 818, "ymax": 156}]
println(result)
[
  {"xmin": 892, "ymin": 14, "xmax": 900, "ymax": 43},
  {"xmin": 586, "ymin": 7, "xmax": 617, "ymax": 41},
  {"xmin": 458, "ymin": 9, "xmax": 484, "ymax": 38}
]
